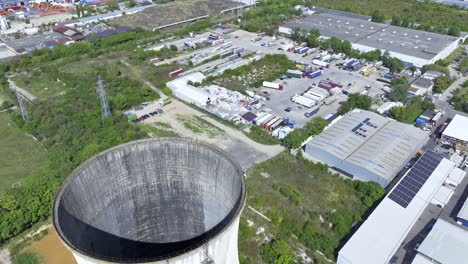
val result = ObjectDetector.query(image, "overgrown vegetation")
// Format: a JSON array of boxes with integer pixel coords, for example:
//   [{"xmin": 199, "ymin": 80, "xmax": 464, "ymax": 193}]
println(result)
[
  {"xmin": 283, "ymin": 117, "xmax": 328, "ymax": 149},
  {"xmin": 0, "ymin": 24, "xmax": 204, "ymax": 244},
  {"xmin": 176, "ymin": 114, "xmax": 224, "ymax": 138},
  {"xmin": 13, "ymin": 251, "xmax": 41, "ymax": 264},
  {"xmin": 337, "ymin": 94, "xmax": 372, "ymax": 115},
  {"xmin": 460, "ymin": 57, "xmax": 468, "ymax": 74},
  {"xmin": 239, "ymin": 152, "xmax": 384, "ymax": 262},
  {"xmin": 204, "ymin": 54, "xmax": 293, "ymax": 92},
  {"xmin": 245, "ymin": 126, "xmax": 281, "ymax": 145},
  {"xmin": 388, "ymin": 96, "xmax": 434, "ymax": 124},
  {"xmin": 389, "ymin": 77, "xmax": 409, "ymax": 102},
  {"xmin": 451, "ymin": 80, "xmax": 468, "ymax": 113}
]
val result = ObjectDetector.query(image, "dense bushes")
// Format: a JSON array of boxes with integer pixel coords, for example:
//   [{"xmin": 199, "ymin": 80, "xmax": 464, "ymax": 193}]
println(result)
[
  {"xmin": 245, "ymin": 125, "xmax": 281, "ymax": 145},
  {"xmin": 283, "ymin": 117, "xmax": 328, "ymax": 149},
  {"xmin": 337, "ymin": 94, "xmax": 372, "ymax": 115},
  {"xmin": 388, "ymin": 96, "xmax": 434, "ymax": 124}
]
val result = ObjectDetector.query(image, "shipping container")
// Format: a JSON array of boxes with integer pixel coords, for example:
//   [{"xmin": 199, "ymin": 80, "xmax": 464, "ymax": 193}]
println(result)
[
  {"xmin": 220, "ymin": 50, "xmax": 234, "ymax": 59},
  {"xmin": 303, "ymin": 92, "xmax": 321, "ymax": 102},
  {"xmin": 292, "ymin": 95, "xmax": 315, "ymax": 108},
  {"xmin": 374, "ymin": 61, "xmax": 383, "ymax": 68},
  {"xmin": 312, "ymin": 59, "xmax": 330, "ymax": 68},
  {"xmin": 169, "ymin": 68, "xmax": 184, "ymax": 77},
  {"xmin": 234, "ymin": 47, "xmax": 245, "ymax": 53},
  {"xmin": 286, "ymin": 69, "xmax": 304, "ymax": 78},
  {"xmin": 305, "ymin": 107, "xmax": 320, "ymax": 117},
  {"xmin": 226, "ymin": 54, "xmax": 240, "ymax": 61},
  {"xmin": 324, "ymin": 95, "xmax": 337, "ymax": 105},
  {"xmin": 258, "ymin": 32, "xmax": 267, "ymax": 37},
  {"xmin": 184, "ymin": 41, "xmax": 196, "ymax": 48},
  {"xmin": 221, "ymin": 42, "xmax": 233, "ymax": 49},
  {"xmin": 263, "ymin": 81, "xmax": 284, "ymax": 90},
  {"xmin": 308, "ymin": 70, "xmax": 322, "ymax": 79},
  {"xmin": 298, "ymin": 47, "xmax": 309, "ymax": 54},
  {"xmin": 293, "ymin": 47, "xmax": 302, "ymax": 53},
  {"xmin": 201, "ymin": 67, "xmax": 216, "ymax": 75},
  {"xmin": 127, "ymin": 114, "xmax": 138, "ymax": 121},
  {"xmin": 363, "ymin": 67, "xmax": 376, "ymax": 76},
  {"xmin": 307, "ymin": 90, "xmax": 328, "ymax": 101},
  {"xmin": 310, "ymin": 87, "xmax": 329, "ymax": 97},
  {"xmin": 261, "ymin": 116, "xmax": 276, "ymax": 128},
  {"xmin": 208, "ymin": 34, "xmax": 219, "ymax": 40},
  {"xmin": 308, "ymin": 89, "xmax": 327, "ymax": 99},
  {"xmin": 251, "ymin": 36, "xmax": 262, "ymax": 42},
  {"xmin": 270, "ymin": 118, "xmax": 284, "ymax": 132},
  {"xmin": 264, "ymin": 117, "xmax": 281, "ymax": 130},
  {"xmin": 256, "ymin": 113, "xmax": 273, "ymax": 126},
  {"xmin": 252, "ymin": 113, "xmax": 268, "ymax": 125},
  {"xmin": 323, "ymin": 113, "xmax": 335, "ymax": 121},
  {"xmin": 212, "ymin": 39, "xmax": 224, "ymax": 46}
]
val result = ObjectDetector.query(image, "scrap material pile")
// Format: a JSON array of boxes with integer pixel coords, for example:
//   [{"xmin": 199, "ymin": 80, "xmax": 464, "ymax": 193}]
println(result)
[{"xmin": 203, "ymin": 85, "xmax": 249, "ymax": 119}]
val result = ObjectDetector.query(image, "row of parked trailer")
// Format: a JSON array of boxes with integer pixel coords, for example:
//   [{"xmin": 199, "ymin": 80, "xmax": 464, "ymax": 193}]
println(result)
[{"xmin": 251, "ymin": 113, "xmax": 295, "ymax": 132}]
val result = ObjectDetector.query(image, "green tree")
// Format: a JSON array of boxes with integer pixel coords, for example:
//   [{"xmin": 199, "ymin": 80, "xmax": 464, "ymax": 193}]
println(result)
[
  {"xmin": 107, "ymin": 0, "xmax": 119, "ymax": 11},
  {"xmin": 448, "ymin": 26, "xmax": 460, "ymax": 37},
  {"xmin": 126, "ymin": 0, "xmax": 137, "ymax": 8},
  {"xmin": 388, "ymin": 78, "xmax": 409, "ymax": 102},
  {"xmin": 433, "ymin": 75, "xmax": 450, "ymax": 93},
  {"xmin": 307, "ymin": 28, "xmax": 321, "ymax": 47},
  {"xmin": 371, "ymin": 10, "xmax": 385, "ymax": 23},
  {"xmin": 337, "ymin": 94, "xmax": 372, "ymax": 115},
  {"xmin": 283, "ymin": 129, "xmax": 309, "ymax": 149},
  {"xmin": 260, "ymin": 239, "xmax": 295, "ymax": 264},
  {"xmin": 391, "ymin": 15, "xmax": 401, "ymax": 26}
]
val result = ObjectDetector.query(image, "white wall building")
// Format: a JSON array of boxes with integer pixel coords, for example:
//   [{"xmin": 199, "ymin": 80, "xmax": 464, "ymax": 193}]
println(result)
[
  {"xmin": 279, "ymin": 13, "xmax": 461, "ymax": 67},
  {"xmin": 337, "ymin": 151, "xmax": 466, "ymax": 264}
]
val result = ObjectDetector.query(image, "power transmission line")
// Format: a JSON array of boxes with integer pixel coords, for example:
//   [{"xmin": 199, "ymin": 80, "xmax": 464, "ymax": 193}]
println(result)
[{"xmin": 16, "ymin": 92, "xmax": 29, "ymax": 122}]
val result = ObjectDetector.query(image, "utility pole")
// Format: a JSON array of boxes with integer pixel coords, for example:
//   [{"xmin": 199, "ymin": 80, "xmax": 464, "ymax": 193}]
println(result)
[
  {"xmin": 16, "ymin": 92, "xmax": 29, "ymax": 122},
  {"xmin": 97, "ymin": 75, "xmax": 111, "ymax": 119}
]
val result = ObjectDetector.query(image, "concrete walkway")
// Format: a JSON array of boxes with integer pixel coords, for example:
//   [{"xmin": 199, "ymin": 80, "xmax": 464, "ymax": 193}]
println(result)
[{"xmin": 7, "ymin": 78, "xmax": 37, "ymax": 102}]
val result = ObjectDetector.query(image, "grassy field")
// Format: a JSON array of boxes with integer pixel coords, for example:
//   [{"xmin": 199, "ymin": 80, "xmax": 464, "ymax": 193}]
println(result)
[
  {"xmin": 0, "ymin": 113, "xmax": 48, "ymax": 192},
  {"xmin": 110, "ymin": 0, "xmax": 237, "ymax": 30},
  {"xmin": 239, "ymin": 152, "xmax": 384, "ymax": 262},
  {"xmin": 176, "ymin": 114, "xmax": 224, "ymax": 138},
  {"xmin": 205, "ymin": 54, "xmax": 292, "ymax": 92}
]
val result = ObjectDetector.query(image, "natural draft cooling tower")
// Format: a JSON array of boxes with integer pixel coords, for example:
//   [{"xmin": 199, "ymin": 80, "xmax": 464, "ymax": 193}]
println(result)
[{"xmin": 53, "ymin": 138, "xmax": 246, "ymax": 264}]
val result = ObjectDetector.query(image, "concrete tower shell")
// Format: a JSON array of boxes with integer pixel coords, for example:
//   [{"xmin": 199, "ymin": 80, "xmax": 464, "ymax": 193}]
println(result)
[{"xmin": 53, "ymin": 138, "xmax": 246, "ymax": 264}]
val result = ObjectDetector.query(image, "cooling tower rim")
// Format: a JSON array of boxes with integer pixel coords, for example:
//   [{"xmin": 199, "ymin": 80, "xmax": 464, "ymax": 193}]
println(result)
[{"xmin": 52, "ymin": 137, "xmax": 247, "ymax": 263}]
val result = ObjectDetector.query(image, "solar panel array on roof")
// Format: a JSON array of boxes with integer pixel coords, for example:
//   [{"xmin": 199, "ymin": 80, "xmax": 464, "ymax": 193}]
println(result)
[{"xmin": 388, "ymin": 151, "xmax": 443, "ymax": 208}]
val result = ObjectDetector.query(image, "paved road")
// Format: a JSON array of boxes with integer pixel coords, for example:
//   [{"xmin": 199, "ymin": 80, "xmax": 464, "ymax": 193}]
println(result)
[{"xmin": 7, "ymin": 78, "xmax": 37, "ymax": 102}]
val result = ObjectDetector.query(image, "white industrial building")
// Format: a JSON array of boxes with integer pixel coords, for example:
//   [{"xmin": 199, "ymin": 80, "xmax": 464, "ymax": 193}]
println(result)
[
  {"xmin": 412, "ymin": 219, "xmax": 468, "ymax": 264},
  {"xmin": 166, "ymin": 72, "xmax": 210, "ymax": 107},
  {"xmin": 376, "ymin": 101, "xmax": 403, "ymax": 114},
  {"xmin": 337, "ymin": 151, "xmax": 466, "ymax": 264},
  {"xmin": 442, "ymin": 114, "xmax": 468, "ymax": 152},
  {"xmin": 304, "ymin": 109, "xmax": 428, "ymax": 187},
  {"xmin": 279, "ymin": 12, "xmax": 461, "ymax": 67}
]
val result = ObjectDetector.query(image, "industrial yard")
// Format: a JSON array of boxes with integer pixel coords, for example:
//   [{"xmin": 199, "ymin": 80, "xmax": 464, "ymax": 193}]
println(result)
[{"xmin": 0, "ymin": 1, "xmax": 467, "ymax": 263}]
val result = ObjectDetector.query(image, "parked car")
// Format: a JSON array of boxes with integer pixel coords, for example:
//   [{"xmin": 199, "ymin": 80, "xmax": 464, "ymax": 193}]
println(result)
[{"xmin": 284, "ymin": 107, "xmax": 292, "ymax": 112}]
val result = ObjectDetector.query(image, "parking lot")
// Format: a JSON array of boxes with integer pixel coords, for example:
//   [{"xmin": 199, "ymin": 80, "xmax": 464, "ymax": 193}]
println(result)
[{"xmin": 152, "ymin": 28, "xmax": 391, "ymax": 128}]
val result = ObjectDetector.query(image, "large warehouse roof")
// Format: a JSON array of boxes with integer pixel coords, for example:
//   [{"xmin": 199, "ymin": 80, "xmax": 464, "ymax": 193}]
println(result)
[
  {"xmin": 415, "ymin": 219, "xmax": 468, "ymax": 264},
  {"xmin": 458, "ymin": 197, "xmax": 468, "ymax": 221},
  {"xmin": 442, "ymin": 114, "xmax": 468, "ymax": 142},
  {"xmin": 338, "ymin": 153, "xmax": 459, "ymax": 264},
  {"xmin": 307, "ymin": 109, "xmax": 428, "ymax": 182},
  {"xmin": 281, "ymin": 13, "xmax": 459, "ymax": 60}
]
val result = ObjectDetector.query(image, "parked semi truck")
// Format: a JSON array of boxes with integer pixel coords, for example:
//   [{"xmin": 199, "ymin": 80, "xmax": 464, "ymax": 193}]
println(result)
[
  {"xmin": 263, "ymin": 81, "xmax": 284, "ymax": 90},
  {"xmin": 312, "ymin": 60, "xmax": 330, "ymax": 68},
  {"xmin": 286, "ymin": 69, "xmax": 305, "ymax": 78}
]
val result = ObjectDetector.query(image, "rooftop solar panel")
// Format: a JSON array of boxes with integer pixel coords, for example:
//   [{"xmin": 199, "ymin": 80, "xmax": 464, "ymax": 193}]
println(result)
[{"xmin": 388, "ymin": 151, "xmax": 443, "ymax": 208}]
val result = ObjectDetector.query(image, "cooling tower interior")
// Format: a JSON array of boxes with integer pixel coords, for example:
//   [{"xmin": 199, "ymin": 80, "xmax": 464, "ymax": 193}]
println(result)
[{"xmin": 53, "ymin": 138, "xmax": 246, "ymax": 263}]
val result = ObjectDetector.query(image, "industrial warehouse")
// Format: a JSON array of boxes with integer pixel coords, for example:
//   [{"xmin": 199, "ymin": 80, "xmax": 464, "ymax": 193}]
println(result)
[
  {"xmin": 279, "ymin": 12, "xmax": 462, "ymax": 67},
  {"xmin": 305, "ymin": 109, "xmax": 428, "ymax": 187},
  {"xmin": 338, "ymin": 151, "xmax": 467, "ymax": 264}
]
